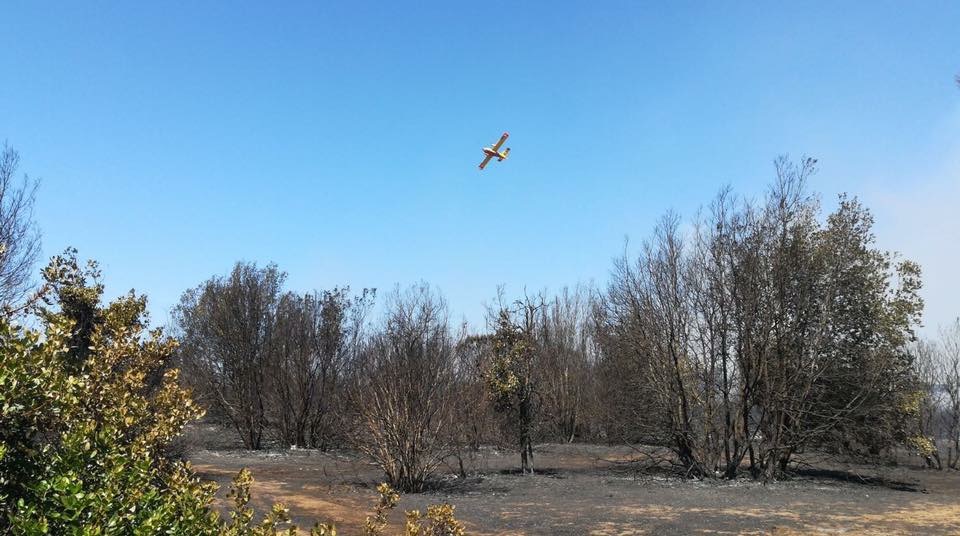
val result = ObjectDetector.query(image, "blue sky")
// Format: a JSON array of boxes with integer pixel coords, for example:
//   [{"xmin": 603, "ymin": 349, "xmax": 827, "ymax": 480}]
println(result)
[{"xmin": 2, "ymin": 1, "xmax": 958, "ymax": 334}]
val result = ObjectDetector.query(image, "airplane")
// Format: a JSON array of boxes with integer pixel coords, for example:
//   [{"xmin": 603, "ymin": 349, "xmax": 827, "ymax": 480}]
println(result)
[{"xmin": 478, "ymin": 132, "xmax": 511, "ymax": 170}]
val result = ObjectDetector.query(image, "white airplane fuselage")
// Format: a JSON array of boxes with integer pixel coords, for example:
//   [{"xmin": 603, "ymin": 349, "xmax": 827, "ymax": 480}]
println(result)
[{"xmin": 483, "ymin": 147, "xmax": 508, "ymax": 160}]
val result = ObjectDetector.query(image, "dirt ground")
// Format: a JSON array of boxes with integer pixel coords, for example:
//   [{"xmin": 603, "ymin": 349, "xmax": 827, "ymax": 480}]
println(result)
[{"xmin": 189, "ymin": 443, "xmax": 960, "ymax": 535}]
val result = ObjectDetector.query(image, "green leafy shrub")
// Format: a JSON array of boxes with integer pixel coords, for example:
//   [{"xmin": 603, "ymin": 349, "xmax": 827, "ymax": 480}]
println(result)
[
  {"xmin": 0, "ymin": 250, "xmax": 466, "ymax": 534},
  {"xmin": 365, "ymin": 483, "xmax": 464, "ymax": 536},
  {"xmin": 0, "ymin": 251, "xmax": 222, "ymax": 534}
]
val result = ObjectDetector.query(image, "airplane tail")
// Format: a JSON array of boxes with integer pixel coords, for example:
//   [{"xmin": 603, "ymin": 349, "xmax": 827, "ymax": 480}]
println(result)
[{"xmin": 499, "ymin": 147, "xmax": 511, "ymax": 161}]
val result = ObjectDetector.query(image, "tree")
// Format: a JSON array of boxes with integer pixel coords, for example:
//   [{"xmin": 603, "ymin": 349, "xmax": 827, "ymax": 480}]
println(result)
[
  {"xmin": 352, "ymin": 284, "xmax": 458, "ymax": 492},
  {"xmin": 448, "ymin": 330, "xmax": 497, "ymax": 476},
  {"xmin": 0, "ymin": 143, "xmax": 41, "ymax": 313},
  {"xmin": 940, "ymin": 320, "xmax": 960, "ymax": 468},
  {"xmin": 595, "ymin": 157, "xmax": 924, "ymax": 479},
  {"xmin": 910, "ymin": 340, "xmax": 944, "ymax": 469},
  {"xmin": 267, "ymin": 288, "xmax": 373, "ymax": 449},
  {"xmin": 916, "ymin": 320, "xmax": 960, "ymax": 469},
  {"xmin": 174, "ymin": 262, "xmax": 285, "ymax": 449},
  {"xmin": 487, "ymin": 301, "xmax": 540, "ymax": 474},
  {"xmin": 801, "ymin": 194, "xmax": 923, "ymax": 463},
  {"xmin": 597, "ymin": 214, "xmax": 714, "ymax": 477},
  {"xmin": 535, "ymin": 287, "xmax": 596, "ymax": 443}
]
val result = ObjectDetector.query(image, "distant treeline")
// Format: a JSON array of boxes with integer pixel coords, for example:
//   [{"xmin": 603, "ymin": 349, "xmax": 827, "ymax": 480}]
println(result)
[{"xmin": 170, "ymin": 157, "xmax": 960, "ymax": 490}]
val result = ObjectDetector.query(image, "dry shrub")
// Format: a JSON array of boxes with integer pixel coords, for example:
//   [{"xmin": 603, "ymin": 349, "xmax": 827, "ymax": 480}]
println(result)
[{"xmin": 352, "ymin": 284, "xmax": 458, "ymax": 492}]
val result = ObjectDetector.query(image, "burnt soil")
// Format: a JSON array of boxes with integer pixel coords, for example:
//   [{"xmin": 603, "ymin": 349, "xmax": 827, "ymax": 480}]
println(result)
[{"xmin": 190, "ymin": 442, "xmax": 960, "ymax": 535}]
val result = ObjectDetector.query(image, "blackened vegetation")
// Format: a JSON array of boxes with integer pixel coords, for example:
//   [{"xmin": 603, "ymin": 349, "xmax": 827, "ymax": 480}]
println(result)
[
  {"xmin": 912, "ymin": 321, "xmax": 960, "ymax": 470},
  {"xmin": 595, "ymin": 157, "xmax": 924, "ymax": 479},
  {"xmin": 169, "ymin": 157, "xmax": 947, "ymax": 489},
  {"xmin": 352, "ymin": 284, "xmax": 458, "ymax": 492},
  {"xmin": 174, "ymin": 264, "xmax": 374, "ymax": 451}
]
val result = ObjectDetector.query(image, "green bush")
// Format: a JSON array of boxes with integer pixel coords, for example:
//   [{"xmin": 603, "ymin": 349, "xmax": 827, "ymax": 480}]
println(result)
[
  {"xmin": 0, "ymin": 251, "xmax": 465, "ymax": 535},
  {"xmin": 0, "ymin": 251, "xmax": 222, "ymax": 534}
]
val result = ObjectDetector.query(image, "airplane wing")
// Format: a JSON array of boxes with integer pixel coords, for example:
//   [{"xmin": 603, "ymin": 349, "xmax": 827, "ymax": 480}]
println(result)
[
  {"xmin": 491, "ymin": 132, "xmax": 509, "ymax": 152},
  {"xmin": 478, "ymin": 154, "xmax": 494, "ymax": 170}
]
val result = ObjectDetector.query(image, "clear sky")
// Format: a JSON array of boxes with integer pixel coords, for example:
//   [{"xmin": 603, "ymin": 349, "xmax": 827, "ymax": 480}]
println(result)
[{"xmin": 2, "ymin": 1, "xmax": 958, "ymax": 334}]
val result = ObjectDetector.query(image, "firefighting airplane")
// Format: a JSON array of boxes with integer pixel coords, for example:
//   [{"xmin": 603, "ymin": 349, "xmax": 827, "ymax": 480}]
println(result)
[{"xmin": 478, "ymin": 132, "xmax": 511, "ymax": 170}]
